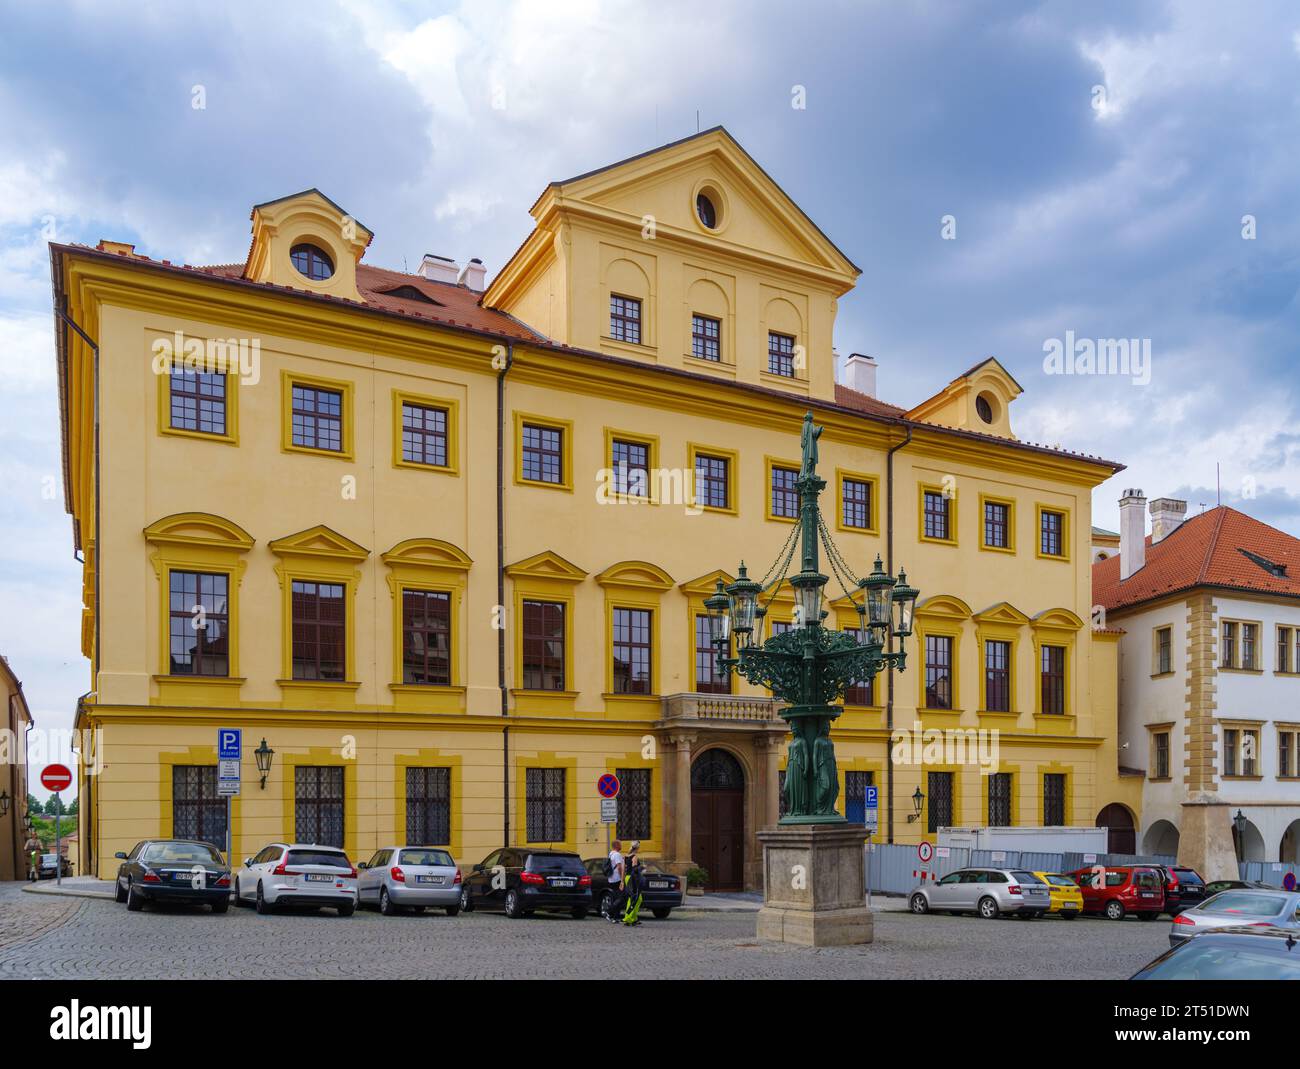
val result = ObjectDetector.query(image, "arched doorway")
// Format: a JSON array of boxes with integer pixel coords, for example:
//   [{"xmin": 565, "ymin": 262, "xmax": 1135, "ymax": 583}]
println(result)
[
  {"xmin": 1281, "ymin": 820, "xmax": 1300, "ymax": 864},
  {"xmin": 691, "ymin": 749, "xmax": 745, "ymax": 891},
  {"xmin": 1232, "ymin": 818, "xmax": 1266, "ymax": 862},
  {"xmin": 1143, "ymin": 819, "xmax": 1180, "ymax": 857},
  {"xmin": 1096, "ymin": 803, "xmax": 1136, "ymax": 855}
]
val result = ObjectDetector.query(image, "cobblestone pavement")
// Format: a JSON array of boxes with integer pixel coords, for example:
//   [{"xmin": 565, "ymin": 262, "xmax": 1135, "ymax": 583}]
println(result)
[{"xmin": 0, "ymin": 881, "xmax": 1170, "ymax": 979}]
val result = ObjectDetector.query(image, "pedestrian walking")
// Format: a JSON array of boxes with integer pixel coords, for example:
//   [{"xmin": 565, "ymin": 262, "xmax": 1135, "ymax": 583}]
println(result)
[
  {"xmin": 24, "ymin": 833, "xmax": 40, "ymax": 882},
  {"xmin": 605, "ymin": 839, "xmax": 625, "ymax": 923},
  {"xmin": 621, "ymin": 840, "xmax": 645, "ymax": 926}
]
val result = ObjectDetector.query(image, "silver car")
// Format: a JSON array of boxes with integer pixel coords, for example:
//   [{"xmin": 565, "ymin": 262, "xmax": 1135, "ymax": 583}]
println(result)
[
  {"xmin": 1168, "ymin": 888, "xmax": 1300, "ymax": 946},
  {"xmin": 909, "ymin": 867, "xmax": 1053, "ymax": 919},
  {"xmin": 357, "ymin": 846, "xmax": 461, "ymax": 916}
]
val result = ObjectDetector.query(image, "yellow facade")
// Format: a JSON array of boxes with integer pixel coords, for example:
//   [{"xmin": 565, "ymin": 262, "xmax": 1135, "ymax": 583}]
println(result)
[{"xmin": 54, "ymin": 128, "xmax": 1140, "ymax": 888}]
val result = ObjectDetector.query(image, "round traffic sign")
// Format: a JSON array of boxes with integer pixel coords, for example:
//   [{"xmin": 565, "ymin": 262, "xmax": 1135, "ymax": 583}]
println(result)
[
  {"xmin": 1285, "ymin": 872, "xmax": 1297, "ymax": 892},
  {"xmin": 597, "ymin": 773, "xmax": 620, "ymax": 799},
  {"xmin": 917, "ymin": 840, "xmax": 934, "ymax": 863},
  {"xmin": 41, "ymin": 764, "xmax": 73, "ymax": 792}
]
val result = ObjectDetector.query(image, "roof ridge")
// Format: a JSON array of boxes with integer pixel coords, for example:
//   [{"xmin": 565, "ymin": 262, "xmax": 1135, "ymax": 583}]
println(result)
[{"xmin": 1196, "ymin": 508, "xmax": 1229, "ymax": 586}]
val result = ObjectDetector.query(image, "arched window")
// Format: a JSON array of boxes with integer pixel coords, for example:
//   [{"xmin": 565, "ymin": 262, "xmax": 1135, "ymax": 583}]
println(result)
[
  {"xmin": 290, "ymin": 243, "xmax": 335, "ymax": 281},
  {"xmin": 691, "ymin": 748, "xmax": 744, "ymax": 790}
]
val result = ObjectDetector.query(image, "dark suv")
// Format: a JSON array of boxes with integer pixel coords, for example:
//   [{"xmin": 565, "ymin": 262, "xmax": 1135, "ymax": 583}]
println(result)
[
  {"xmin": 459, "ymin": 848, "xmax": 592, "ymax": 919},
  {"xmin": 1153, "ymin": 865, "xmax": 1206, "ymax": 915}
]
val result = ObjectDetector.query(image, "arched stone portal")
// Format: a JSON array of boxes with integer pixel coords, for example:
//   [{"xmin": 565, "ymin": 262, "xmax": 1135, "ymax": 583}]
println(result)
[
  {"xmin": 1232, "ymin": 818, "xmax": 1266, "ymax": 863},
  {"xmin": 690, "ymin": 748, "xmax": 746, "ymax": 891},
  {"xmin": 1096, "ymin": 803, "xmax": 1136, "ymax": 854},
  {"xmin": 1143, "ymin": 819, "xmax": 1180, "ymax": 857}
]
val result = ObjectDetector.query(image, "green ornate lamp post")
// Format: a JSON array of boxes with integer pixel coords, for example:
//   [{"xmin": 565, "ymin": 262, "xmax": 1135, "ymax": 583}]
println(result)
[{"xmin": 705, "ymin": 412, "xmax": 918, "ymax": 824}]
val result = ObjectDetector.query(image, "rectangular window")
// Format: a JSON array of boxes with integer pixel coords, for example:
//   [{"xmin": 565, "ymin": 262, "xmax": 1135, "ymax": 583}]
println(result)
[
  {"xmin": 612, "ymin": 607, "xmax": 652, "ymax": 695},
  {"xmin": 845, "ymin": 771, "xmax": 873, "ymax": 824},
  {"xmin": 609, "ymin": 294, "xmax": 642, "ymax": 344},
  {"xmin": 400, "ymin": 401, "xmax": 449, "ymax": 468},
  {"xmin": 983, "ymin": 500, "xmax": 1010, "ymax": 549},
  {"xmin": 691, "ymin": 314, "xmax": 720, "ymax": 361},
  {"xmin": 984, "ymin": 639, "xmax": 1011, "ymax": 713},
  {"xmin": 924, "ymin": 634, "xmax": 953, "ymax": 710},
  {"xmin": 1155, "ymin": 731, "xmax": 1170, "ymax": 780},
  {"xmin": 1221, "ymin": 621, "xmax": 1238, "ymax": 669},
  {"xmin": 610, "ymin": 438, "xmax": 650, "ymax": 498},
  {"xmin": 1224, "ymin": 728, "xmax": 1238, "ymax": 776},
  {"xmin": 295, "ymin": 766, "xmax": 344, "ymax": 848},
  {"xmin": 170, "ymin": 368, "xmax": 227, "ymax": 436},
  {"xmin": 615, "ymin": 768, "xmax": 651, "ymax": 839},
  {"xmin": 522, "ymin": 599, "xmax": 565, "ymax": 691},
  {"xmin": 1281, "ymin": 731, "xmax": 1295, "ymax": 778},
  {"xmin": 525, "ymin": 767, "xmax": 566, "ymax": 842},
  {"xmin": 291, "ymin": 580, "xmax": 345, "ymax": 681},
  {"xmin": 987, "ymin": 772, "xmax": 1012, "ymax": 827},
  {"xmin": 521, "ymin": 422, "xmax": 564, "ymax": 485},
  {"xmin": 169, "ymin": 570, "xmax": 229, "ymax": 676},
  {"xmin": 923, "ymin": 490, "xmax": 951, "ymax": 541},
  {"xmin": 842, "ymin": 478, "xmax": 872, "ymax": 530},
  {"xmin": 1242, "ymin": 623, "xmax": 1259, "ymax": 670},
  {"xmin": 770, "ymin": 465, "xmax": 799, "ymax": 519},
  {"xmin": 1040, "ymin": 645, "xmax": 1066, "ymax": 715},
  {"xmin": 843, "ymin": 627, "xmax": 876, "ymax": 706},
  {"xmin": 1039, "ymin": 509, "xmax": 1065, "ymax": 556},
  {"xmin": 172, "ymin": 766, "xmax": 227, "ymax": 848},
  {"xmin": 291, "ymin": 383, "xmax": 343, "ymax": 452},
  {"xmin": 1043, "ymin": 773, "xmax": 1066, "ymax": 826},
  {"xmin": 405, "ymin": 766, "xmax": 451, "ymax": 845},
  {"xmin": 694, "ymin": 452, "xmax": 731, "ymax": 511},
  {"xmin": 695, "ymin": 613, "xmax": 731, "ymax": 694},
  {"xmin": 1156, "ymin": 627, "xmax": 1172, "ymax": 675},
  {"xmin": 1278, "ymin": 627, "xmax": 1293, "ymax": 674},
  {"xmin": 401, "ymin": 589, "xmax": 450, "ymax": 685},
  {"xmin": 1243, "ymin": 729, "xmax": 1259, "ymax": 776},
  {"xmin": 767, "ymin": 331, "xmax": 796, "ymax": 377},
  {"xmin": 927, "ymin": 771, "xmax": 953, "ymax": 833}
]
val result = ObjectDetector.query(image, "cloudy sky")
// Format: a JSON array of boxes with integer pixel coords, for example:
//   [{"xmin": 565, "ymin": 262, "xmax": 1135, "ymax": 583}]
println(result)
[{"xmin": 3, "ymin": 0, "xmax": 1298, "ymax": 789}]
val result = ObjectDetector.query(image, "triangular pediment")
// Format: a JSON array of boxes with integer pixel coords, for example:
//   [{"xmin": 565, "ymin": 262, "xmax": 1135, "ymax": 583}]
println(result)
[
  {"xmin": 143, "ymin": 512, "xmax": 254, "ymax": 552},
  {"xmin": 505, "ymin": 549, "xmax": 587, "ymax": 583},
  {"xmin": 973, "ymin": 601, "xmax": 1031, "ymax": 626},
  {"xmin": 269, "ymin": 524, "xmax": 369, "ymax": 561},
  {"xmin": 595, "ymin": 560, "xmax": 674, "ymax": 591},
  {"xmin": 679, "ymin": 568, "xmax": 736, "ymax": 597}
]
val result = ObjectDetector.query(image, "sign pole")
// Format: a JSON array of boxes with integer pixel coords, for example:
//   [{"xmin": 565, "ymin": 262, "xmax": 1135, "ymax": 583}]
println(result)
[{"xmin": 54, "ymin": 792, "xmax": 62, "ymax": 888}]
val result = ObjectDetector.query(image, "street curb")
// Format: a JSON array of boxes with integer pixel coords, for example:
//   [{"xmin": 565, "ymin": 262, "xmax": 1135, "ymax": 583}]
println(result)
[{"xmin": 20, "ymin": 882, "xmax": 115, "ymax": 901}]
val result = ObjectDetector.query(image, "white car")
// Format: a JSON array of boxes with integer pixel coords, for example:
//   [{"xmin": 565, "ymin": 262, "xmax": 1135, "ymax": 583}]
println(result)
[{"xmin": 234, "ymin": 842, "xmax": 357, "ymax": 916}]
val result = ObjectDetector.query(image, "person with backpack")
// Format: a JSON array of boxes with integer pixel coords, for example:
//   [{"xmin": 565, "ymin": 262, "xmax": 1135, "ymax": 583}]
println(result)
[
  {"xmin": 621, "ymin": 840, "xmax": 645, "ymax": 926},
  {"xmin": 605, "ymin": 839, "xmax": 625, "ymax": 923}
]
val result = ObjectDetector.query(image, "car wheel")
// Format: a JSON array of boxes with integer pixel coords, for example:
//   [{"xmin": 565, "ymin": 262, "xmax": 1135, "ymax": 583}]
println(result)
[
  {"xmin": 459, "ymin": 887, "xmax": 473, "ymax": 913},
  {"xmin": 255, "ymin": 882, "xmax": 273, "ymax": 915},
  {"xmin": 338, "ymin": 902, "xmax": 355, "ymax": 917},
  {"xmin": 125, "ymin": 880, "xmax": 144, "ymax": 912},
  {"xmin": 504, "ymin": 889, "xmax": 522, "ymax": 919},
  {"xmin": 1105, "ymin": 899, "xmax": 1125, "ymax": 920},
  {"xmin": 651, "ymin": 908, "xmax": 672, "ymax": 920},
  {"xmin": 978, "ymin": 896, "xmax": 999, "ymax": 920},
  {"xmin": 380, "ymin": 887, "xmax": 397, "ymax": 916},
  {"xmin": 211, "ymin": 897, "xmax": 229, "ymax": 914},
  {"xmin": 571, "ymin": 908, "xmax": 588, "ymax": 920},
  {"xmin": 909, "ymin": 893, "xmax": 929, "ymax": 915},
  {"xmin": 114, "ymin": 876, "xmax": 127, "ymax": 904},
  {"xmin": 445, "ymin": 905, "xmax": 460, "ymax": 917}
]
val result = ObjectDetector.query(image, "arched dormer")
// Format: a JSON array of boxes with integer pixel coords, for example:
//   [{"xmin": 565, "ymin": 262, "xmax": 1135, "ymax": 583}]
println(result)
[
  {"xmin": 244, "ymin": 189, "xmax": 374, "ymax": 303},
  {"xmin": 906, "ymin": 357, "xmax": 1022, "ymax": 439}
]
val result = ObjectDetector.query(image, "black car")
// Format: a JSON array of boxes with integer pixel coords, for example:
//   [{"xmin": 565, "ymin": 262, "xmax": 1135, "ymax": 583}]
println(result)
[
  {"xmin": 458, "ymin": 848, "xmax": 592, "ymax": 919},
  {"xmin": 36, "ymin": 853, "xmax": 72, "ymax": 879},
  {"xmin": 1152, "ymin": 864, "xmax": 1206, "ymax": 915},
  {"xmin": 582, "ymin": 857, "xmax": 684, "ymax": 920},
  {"xmin": 1131, "ymin": 926, "xmax": 1300, "ymax": 980},
  {"xmin": 1204, "ymin": 878, "xmax": 1278, "ymax": 897},
  {"xmin": 114, "ymin": 839, "xmax": 231, "ymax": 913}
]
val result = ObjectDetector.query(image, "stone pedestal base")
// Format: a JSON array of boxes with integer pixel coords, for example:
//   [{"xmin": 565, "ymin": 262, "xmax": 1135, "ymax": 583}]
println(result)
[
  {"xmin": 1178, "ymin": 795, "xmax": 1239, "ymax": 883},
  {"xmin": 755, "ymin": 823, "xmax": 872, "ymax": 947}
]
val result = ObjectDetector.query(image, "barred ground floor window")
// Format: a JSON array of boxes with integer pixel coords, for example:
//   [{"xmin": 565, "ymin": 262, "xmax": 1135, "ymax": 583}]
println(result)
[
  {"xmin": 406, "ymin": 766, "xmax": 451, "ymax": 845},
  {"xmin": 615, "ymin": 768, "xmax": 651, "ymax": 840},
  {"xmin": 295, "ymin": 765, "xmax": 345, "ymax": 848},
  {"xmin": 173, "ymin": 765, "xmax": 227, "ymax": 848}
]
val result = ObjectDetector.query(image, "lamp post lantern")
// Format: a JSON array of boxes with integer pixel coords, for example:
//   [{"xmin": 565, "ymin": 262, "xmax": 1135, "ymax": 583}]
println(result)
[{"xmin": 710, "ymin": 412, "xmax": 919, "ymax": 823}]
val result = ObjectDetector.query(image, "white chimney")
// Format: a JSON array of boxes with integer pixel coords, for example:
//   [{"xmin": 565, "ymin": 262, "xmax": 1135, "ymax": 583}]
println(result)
[
  {"xmin": 843, "ymin": 352, "xmax": 878, "ymax": 397},
  {"xmin": 1149, "ymin": 497, "xmax": 1187, "ymax": 544},
  {"xmin": 457, "ymin": 257, "xmax": 486, "ymax": 292},
  {"xmin": 417, "ymin": 253, "xmax": 460, "ymax": 284},
  {"xmin": 1119, "ymin": 488, "xmax": 1147, "ymax": 581}
]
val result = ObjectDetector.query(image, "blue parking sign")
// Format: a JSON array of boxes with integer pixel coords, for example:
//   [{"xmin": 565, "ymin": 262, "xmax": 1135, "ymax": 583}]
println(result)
[
  {"xmin": 865, "ymin": 786, "xmax": 878, "ymax": 809},
  {"xmin": 218, "ymin": 728, "xmax": 242, "ymax": 761}
]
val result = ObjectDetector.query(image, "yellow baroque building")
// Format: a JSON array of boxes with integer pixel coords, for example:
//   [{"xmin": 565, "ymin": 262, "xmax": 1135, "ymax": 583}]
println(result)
[{"xmin": 52, "ymin": 128, "xmax": 1141, "ymax": 888}]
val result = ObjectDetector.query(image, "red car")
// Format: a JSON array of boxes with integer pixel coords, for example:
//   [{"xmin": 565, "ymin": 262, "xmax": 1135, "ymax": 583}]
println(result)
[{"xmin": 1066, "ymin": 865, "xmax": 1165, "ymax": 920}]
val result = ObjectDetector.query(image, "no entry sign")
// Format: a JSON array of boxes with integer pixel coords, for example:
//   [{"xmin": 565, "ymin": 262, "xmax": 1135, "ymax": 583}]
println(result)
[
  {"xmin": 597, "ymin": 773, "xmax": 620, "ymax": 799},
  {"xmin": 41, "ymin": 764, "xmax": 73, "ymax": 792}
]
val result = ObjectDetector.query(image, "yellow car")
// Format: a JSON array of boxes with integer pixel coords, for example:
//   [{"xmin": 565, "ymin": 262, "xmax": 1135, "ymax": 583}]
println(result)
[{"xmin": 1034, "ymin": 872, "xmax": 1083, "ymax": 917}]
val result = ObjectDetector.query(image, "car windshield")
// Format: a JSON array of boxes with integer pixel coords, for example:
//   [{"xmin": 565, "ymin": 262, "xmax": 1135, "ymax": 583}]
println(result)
[
  {"xmin": 285, "ymin": 850, "xmax": 351, "ymax": 868},
  {"xmin": 1046, "ymin": 875, "xmax": 1077, "ymax": 887},
  {"xmin": 143, "ymin": 843, "xmax": 223, "ymax": 865},
  {"xmin": 1139, "ymin": 940, "xmax": 1300, "ymax": 980},
  {"xmin": 1174, "ymin": 870, "xmax": 1204, "ymax": 886},
  {"xmin": 1201, "ymin": 892, "xmax": 1288, "ymax": 916},
  {"xmin": 1011, "ymin": 871, "xmax": 1044, "ymax": 884},
  {"xmin": 399, "ymin": 849, "xmax": 453, "ymax": 867},
  {"xmin": 527, "ymin": 853, "xmax": 584, "ymax": 875}
]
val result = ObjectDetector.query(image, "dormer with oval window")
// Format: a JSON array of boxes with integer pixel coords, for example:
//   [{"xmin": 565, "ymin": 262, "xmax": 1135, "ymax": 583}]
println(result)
[
  {"xmin": 906, "ymin": 357, "xmax": 1022, "ymax": 439},
  {"xmin": 243, "ymin": 189, "xmax": 374, "ymax": 303}
]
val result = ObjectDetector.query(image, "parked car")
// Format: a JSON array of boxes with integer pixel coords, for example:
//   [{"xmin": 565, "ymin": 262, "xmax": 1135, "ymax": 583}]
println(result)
[
  {"xmin": 1032, "ymin": 871, "xmax": 1083, "ymax": 918},
  {"xmin": 1203, "ymin": 878, "xmax": 1277, "ymax": 897},
  {"xmin": 908, "ymin": 868, "xmax": 1052, "ymax": 919},
  {"xmin": 1168, "ymin": 888, "xmax": 1300, "ymax": 946},
  {"xmin": 1132, "ymin": 926, "xmax": 1300, "ymax": 980},
  {"xmin": 234, "ymin": 843, "xmax": 356, "ymax": 915},
  {"xmin": 459, "ymin": 848, "xmax": 592, "ymax": 919},
  {"xmin": 113, "ymin": 839, "xmax": 231, "ymax": 913},
  {"xmin": 1151, "ymin": 864, "xmax": 1206, "ymax": 915},
  {"xmin": 357, "ymin": 846, "xmax": 461, "ymax": 916},
  {"xmin": 582, "ymin": 856, "xmax": 684, "ymax": 919},
  {"xmin": 37, "ymin": 853, "xmax": 72, "ymax": 879},
  {"xmin": 1066, "ymin": 865, "xmax": 1164, "ymax": 920}
]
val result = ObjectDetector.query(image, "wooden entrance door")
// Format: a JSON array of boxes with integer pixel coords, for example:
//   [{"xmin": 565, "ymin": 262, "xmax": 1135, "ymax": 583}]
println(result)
[
  {"xmin": 1096, "ymin": 803, "xmax": 1136, "ymax": 855},
  {"xmin": 691, "ymin": 749, "xmax": 745, "ymax": 891}
]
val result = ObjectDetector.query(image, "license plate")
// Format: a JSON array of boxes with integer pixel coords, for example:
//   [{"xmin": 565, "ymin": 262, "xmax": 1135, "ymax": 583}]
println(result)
[
  {"xmin": 305, "ymin": 874, "xmax": 332, "ymax": 883},
  {"xmin": 649, "ymin": 881, "xmax": 668, "ymax": 889},
  {"xmin": 1141, "ymin": 892, "xmax": 1156, "ymax": 898},
  {"xmin": 550, "ymin": 879, "xmax": 575, "ymax": 888},
  {"xmin": 174, "ymin": 873, "xmax": 197, "ymax": 882},
  {"xmin": 416, "ymin": 875, "xmax": 442, "ymax": 885}
]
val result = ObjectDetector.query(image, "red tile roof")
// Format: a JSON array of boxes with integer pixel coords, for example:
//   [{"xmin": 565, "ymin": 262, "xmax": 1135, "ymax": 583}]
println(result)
[
  {"xmin": 1093, "ymin": 506, "xmax": 1300, "ymax": 612},
  {"xmin": 833, "ymin": 383, "xmax": 907, "ymax": 419}
]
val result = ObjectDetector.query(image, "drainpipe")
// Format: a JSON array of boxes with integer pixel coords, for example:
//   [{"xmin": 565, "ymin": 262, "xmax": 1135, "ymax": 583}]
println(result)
[
  {"xmin": 497, "ymin": 343, "xmax": 514, "ymax": 846},
  {"xmin": 885, "ymin": 423, "xmax": 912, "ymax": 845}
]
